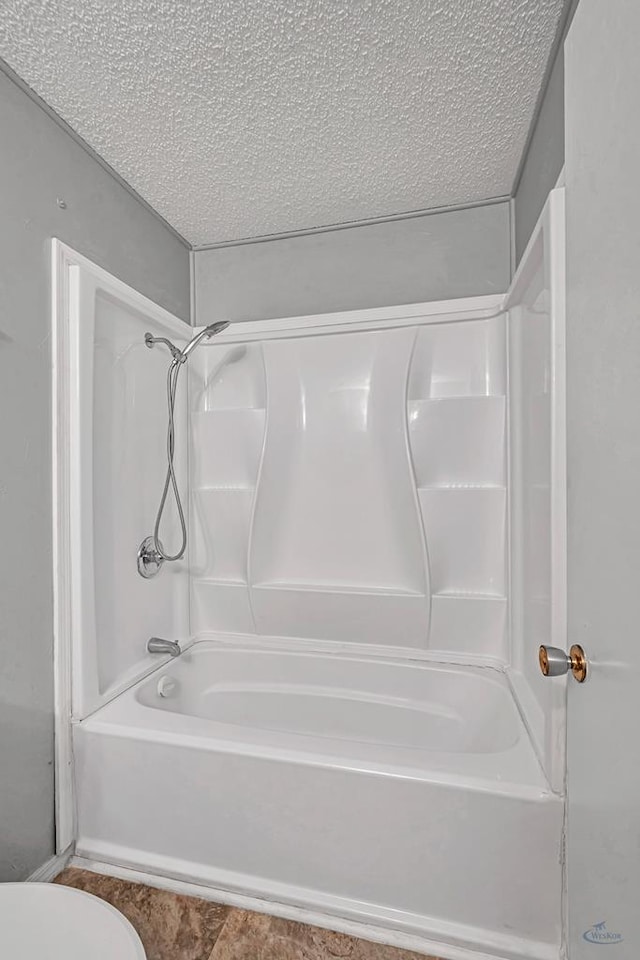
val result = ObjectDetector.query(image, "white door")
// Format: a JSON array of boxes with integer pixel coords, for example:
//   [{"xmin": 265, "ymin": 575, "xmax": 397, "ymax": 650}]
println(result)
[{"xmin": 565, "ymin": 0, "xmax": 640, "ymax": 956}]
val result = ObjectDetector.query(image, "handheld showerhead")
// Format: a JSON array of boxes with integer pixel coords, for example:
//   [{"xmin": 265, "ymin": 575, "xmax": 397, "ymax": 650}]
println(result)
[
  {"xmin": 144, "ymin": 320, "xmax": 230, "ymax": 364},
  {"xmin": 205, "ymin": 320, "xmax": 232, "ymax": 336},
  {"xmin": 179, "ymin": 320, "xmax": 230, "ymax": 361}
]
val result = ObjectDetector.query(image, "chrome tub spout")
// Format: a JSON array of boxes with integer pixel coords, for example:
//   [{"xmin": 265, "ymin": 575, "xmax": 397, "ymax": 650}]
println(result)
[{"xmin": 147, "ymin": 637, "xmax": 181, "ymax": 657}]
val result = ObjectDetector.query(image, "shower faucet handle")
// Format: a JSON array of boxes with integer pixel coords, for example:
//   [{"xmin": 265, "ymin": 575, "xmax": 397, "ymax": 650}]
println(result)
[{"xmin": 137, "ymin": 536, "xmax": 165, "ymax": 579}]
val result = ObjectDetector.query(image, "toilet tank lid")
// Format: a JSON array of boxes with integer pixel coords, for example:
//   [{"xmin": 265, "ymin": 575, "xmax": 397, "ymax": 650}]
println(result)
[{"xmin": 0, "ymin": 883, "xmax": 146, "ymax": 960}]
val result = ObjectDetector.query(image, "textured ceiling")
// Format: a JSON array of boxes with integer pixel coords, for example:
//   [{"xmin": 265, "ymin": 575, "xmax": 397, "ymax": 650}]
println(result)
[{"xmin": 0, "ymin": 0, "xmax": 565, "ymax": 246}]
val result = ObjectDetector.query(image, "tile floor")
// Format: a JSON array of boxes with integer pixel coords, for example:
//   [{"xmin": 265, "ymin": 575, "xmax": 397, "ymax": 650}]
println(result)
[{"xmin": 54, "ymin": 867, "xmax": 437, "ymax": 960}]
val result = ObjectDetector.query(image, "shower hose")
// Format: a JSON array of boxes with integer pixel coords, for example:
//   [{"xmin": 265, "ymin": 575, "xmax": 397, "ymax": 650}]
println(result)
[{"xmin": 152, "ymin": 356, "xmax": 187, "ymax": 562}]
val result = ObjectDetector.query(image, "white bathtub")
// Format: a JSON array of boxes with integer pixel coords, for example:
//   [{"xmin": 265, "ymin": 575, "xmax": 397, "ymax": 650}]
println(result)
[{"xmin": 74, "ymin": 641, "xmax": 563, "ymax": 960}]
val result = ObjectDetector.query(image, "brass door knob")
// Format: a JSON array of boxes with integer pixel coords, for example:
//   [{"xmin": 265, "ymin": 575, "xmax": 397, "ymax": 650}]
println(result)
[{"xmin": 539, "ymin": 644, "xmax": 588, "ymax": 683}]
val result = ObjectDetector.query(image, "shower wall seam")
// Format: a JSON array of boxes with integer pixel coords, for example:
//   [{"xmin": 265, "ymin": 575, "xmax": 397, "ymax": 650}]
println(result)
[
  {"xmin": 243, "ymin": 342, "xmax": 268, "ymax": 635},
  {"xmin": 403, "ymin": 326, "xmax": 433, "ymax": 647}
]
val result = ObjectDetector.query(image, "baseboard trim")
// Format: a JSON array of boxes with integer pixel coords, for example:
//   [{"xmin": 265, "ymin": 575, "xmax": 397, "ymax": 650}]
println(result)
[
  {"xmin": 26, "ymin": 845, "xmax": 73, "ymax": 882},
  {"xmin": 70, "ymin": 855, "xmax": 558, "ymax": 960}
]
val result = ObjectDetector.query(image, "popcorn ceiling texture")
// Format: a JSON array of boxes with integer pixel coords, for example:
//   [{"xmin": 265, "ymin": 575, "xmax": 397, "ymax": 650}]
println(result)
[{"xmin": 0, "ymin": 0, "xmax": 564, "ymax": 246}]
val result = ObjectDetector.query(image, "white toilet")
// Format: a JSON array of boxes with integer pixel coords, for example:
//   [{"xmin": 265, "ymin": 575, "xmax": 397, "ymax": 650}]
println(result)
[{"xmin": 0, "ymin": 882, "xmax": 146, "ymax": 959}]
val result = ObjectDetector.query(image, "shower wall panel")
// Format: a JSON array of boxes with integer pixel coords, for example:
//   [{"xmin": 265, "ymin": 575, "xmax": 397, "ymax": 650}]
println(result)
[
  {"xmin": 91, "ymin": 292, "xmax": 189, "ymax": 698},
  {"xmin": 189, "ymin": 310, "xmax": 507, "ymax": 661},
  {"xmin": 249, "ymin": 328, "xmax": 429, "ymax": 646},
  {"xmin": 508, "ymin": 189, "xmax": 566, "ymax": 792},
  {"xmin": 60, "ymin": 254, "xmax": 191, "ymax": 720}
]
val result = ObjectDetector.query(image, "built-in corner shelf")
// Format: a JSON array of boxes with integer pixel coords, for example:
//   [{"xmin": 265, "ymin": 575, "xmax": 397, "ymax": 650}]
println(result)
[
  {"xmin": 429, "ymin": 594, "xmax": 507, "ymax": 660},
  {"xmin": 189, "ymin": 343, "xmax": 267, "ymax": 636},
  {"xmin": 408, "ymin": 393, "xmax": 507, "ymax": 601},
  {"xmin": 249, "ymin": 580, "xmax": 427, "ymax": 597},
  {"xmin": 406, "ymin": 320, "xmax": 507, "ymax": 659},
  {"xmin": 418, "ymin": 487, "xmax": 506, "ymax": 597},
  {"xmin": 417, "ymin": 483, "xmax": 505, "ymax": 491},
  {"xmin": 408, "ymin": 315, "xmax": 506, "ymax": 400},
  {"xmin": 408, "ymin": 396, "xmax": 506, "ymax": 488},
  {"xmin": 191, "ymin": 409, "xmax": 265, "ymax": 490},
  {"xmin": 190, "ymin": 488, "xmax": 254, "ymax": 581}
]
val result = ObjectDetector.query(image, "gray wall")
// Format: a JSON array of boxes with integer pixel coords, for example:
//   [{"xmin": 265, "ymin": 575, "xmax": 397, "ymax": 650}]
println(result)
[
  {"xmin": 513, "ymin": 50, "xmax": 565, "ymax": 263},
  {"xmin": 564, "ymin": 0, "xmax": 640, "ymax": 952},
  {"xmin": 194, "ymin": 201, "xmax": 511, "ymax": 324},
  {"xmin": 0, "ymin": 66, "xmax": 190, "ymax": 880},
  {"xmin": 513, "ymin": 0, "xmax": 582, "ymax": 263}
]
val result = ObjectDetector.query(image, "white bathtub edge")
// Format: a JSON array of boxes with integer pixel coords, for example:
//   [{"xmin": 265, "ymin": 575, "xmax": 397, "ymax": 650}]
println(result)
[{"xmin": 70, "ymin": 851, "xmax": 560, "ymax": 960}]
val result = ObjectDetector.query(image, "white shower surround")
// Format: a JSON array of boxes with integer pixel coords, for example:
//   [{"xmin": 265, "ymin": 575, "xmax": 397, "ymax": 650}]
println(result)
[
  {"xmin": 1, "ymin": 0, "xmax": 566, "ymax": 244},
  {"xmin": 187, "ymin": 300, "xmax": 508, "ymax": 659},
  {"xmin": 52, "ymin": 189, "xmax": 567, "ymax": 960}
]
